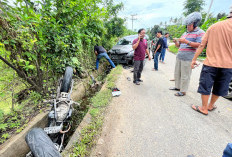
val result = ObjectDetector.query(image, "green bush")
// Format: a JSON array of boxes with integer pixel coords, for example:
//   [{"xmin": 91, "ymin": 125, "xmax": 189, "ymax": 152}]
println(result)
[
  {"xmin": 0, "ymin": 0, "xmax": 126, "ymax": 94},
  {"xmin": 169, "ymin": 45, "xmax": 179, "ymax": 54}
]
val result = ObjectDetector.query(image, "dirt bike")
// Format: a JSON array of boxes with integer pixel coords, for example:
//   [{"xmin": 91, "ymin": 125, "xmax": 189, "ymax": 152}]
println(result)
[{"xmin": 25, "ymin": 66, "xmax": 79, "ymax": 157}]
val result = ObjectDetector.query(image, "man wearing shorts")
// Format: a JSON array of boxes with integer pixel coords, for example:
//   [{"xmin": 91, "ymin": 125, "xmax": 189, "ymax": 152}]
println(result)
[{"xmin": 191, "ymin": 7, "xmax": 232, "ymax": 115}]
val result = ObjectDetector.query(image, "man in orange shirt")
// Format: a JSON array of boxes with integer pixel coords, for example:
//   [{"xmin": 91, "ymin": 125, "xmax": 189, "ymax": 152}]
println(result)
[{"xmin": 191, "ymin": 7, "xmax": 232, "ymax": 115}]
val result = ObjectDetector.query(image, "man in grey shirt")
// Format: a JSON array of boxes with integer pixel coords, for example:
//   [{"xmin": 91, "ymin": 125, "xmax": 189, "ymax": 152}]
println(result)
[{"xmin": 169, "ymin": 12, "xmax": 205, "ymax": 96}]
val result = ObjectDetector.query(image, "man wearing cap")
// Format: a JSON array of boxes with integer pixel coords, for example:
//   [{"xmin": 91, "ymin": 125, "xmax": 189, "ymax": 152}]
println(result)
[
  {"xmin": 169, "ymin": 12, "xmax": 205, "ymax": 96},
  {"xmin": 191, "ymin": 8, "xmax": 232, "ymax": 115}
]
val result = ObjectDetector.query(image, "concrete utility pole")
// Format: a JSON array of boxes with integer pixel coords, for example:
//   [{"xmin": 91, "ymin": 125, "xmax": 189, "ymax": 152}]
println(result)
[
  {"xmin": 204, "ymin": 0, "xmax": 214, "ymax": 23},
  {"xmin": 131, "ymin": 14, "xmax": 137, "ymax": 31}
]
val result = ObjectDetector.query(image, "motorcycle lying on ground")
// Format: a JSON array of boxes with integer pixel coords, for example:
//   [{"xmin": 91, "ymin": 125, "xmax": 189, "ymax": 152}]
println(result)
[{"xmin": 25, "ymin": 66, "xmax": 79, "ymax": 157}]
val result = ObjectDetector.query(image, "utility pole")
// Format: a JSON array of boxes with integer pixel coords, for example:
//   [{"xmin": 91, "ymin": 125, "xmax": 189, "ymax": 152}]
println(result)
[
  {"xmin": 131, "ymin": 14, "xmax": 137, "ymax": 31},
  {"xmin": 204, "ymin": 0, "xmax": 214, "ymax": 23}
]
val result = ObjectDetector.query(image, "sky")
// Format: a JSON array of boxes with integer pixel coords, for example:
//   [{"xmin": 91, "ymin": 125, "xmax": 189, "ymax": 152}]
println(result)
[{"xmin": 115, "ymin": 0, "xmax": 232, "ymax": 31}]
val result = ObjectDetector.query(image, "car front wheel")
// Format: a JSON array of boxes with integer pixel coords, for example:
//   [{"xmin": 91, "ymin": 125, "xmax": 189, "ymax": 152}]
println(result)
[{"xmin": 224, "ymin": 81, "xmax": 232, "ymax": 99}]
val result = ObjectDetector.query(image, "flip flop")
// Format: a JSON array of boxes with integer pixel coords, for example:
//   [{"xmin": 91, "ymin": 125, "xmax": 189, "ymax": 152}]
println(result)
[
  {"xmin": 174, "ymin": 92, "xmax": 185, "ymax": 96},
  {"xmin": 169, "ymin": 87, "xmax": 180, "ymax": 91},
  {"xmin": 208, "ymin": 106, "xmax": 217, "ymax": 111},
  {"xmin": 192, "ymin": 105, "xmax": 208, "ymax": 115}
]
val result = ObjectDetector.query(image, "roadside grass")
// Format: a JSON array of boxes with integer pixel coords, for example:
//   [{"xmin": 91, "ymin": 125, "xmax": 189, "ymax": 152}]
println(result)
[
  {"xmin": 69, "ymin": 65, "xmax": 123, "ymax": 157},
  {"xmin": 168, "ymin": 45, "xmax": 179, "ymax": 54}
]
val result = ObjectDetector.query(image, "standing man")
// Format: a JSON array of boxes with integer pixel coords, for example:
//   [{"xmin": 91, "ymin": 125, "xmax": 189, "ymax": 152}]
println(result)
[
  {"xmin": 191, "ymin": 8, "xmax": 232, "ymax": 115},
  {"xmin": 153, "ymin": 31, "xmax": 164, "ymax": 71},
  {"xmin": 169, "ymin": 12, "xmax": 205, "ymax": 96},
  {"xmin": 151, "ymin": 38, "xmax": 157, "ymax": 59},
  {"xmin": 94, "ymin": 45, "xmax": 115, "ymax": 70},
  {"xmin": 132, "ymin": 28, "xmax": 151, "ymax": 85},
  {"xmin": 159, "ymin": 33, "xmax": 169, "ymax": 63}
]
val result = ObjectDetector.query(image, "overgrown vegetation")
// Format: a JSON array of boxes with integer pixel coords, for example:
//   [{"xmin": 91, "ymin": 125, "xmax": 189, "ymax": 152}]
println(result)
[
  {"xmin": 0, "ymin": 0, "xmax": 126, "ymax": 94},
  {"xmin": 0, "ymin": 0, "xmax": 130, "ymax": 145},
  {"xmin": 69, "ymin": 65, "xmax": 123, "ymax": 157},
  {"xmin": 0, "ymin": 90, "xmax": 47, "ymax": 144}
]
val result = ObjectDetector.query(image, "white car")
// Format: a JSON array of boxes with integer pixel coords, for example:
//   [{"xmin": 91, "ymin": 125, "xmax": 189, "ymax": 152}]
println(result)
[{"xmin": 108, "ymin": 35, "xmax": 149, "ymax": 65}]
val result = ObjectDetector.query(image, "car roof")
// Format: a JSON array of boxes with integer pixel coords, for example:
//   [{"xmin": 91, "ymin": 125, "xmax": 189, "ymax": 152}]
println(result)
[{"xmin": 121, "ymin": 34, "xmax": 149, "ymax": 41}]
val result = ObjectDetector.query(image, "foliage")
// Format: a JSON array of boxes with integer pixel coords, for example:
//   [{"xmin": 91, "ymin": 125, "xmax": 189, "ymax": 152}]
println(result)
[
  {"xmin": 147, "ymin": 25, "xmax": 161, "ymax": 39},
  {"xmin": 217, "ymin": 12, "xmax": 227, "ymax": 20},
  {"xmin": 0, "ymin": 0, "xmax": 126, "ymax": 95},
  {"xmin": 201, "ymin": 16, "xmax": 227, "ymax": 32},
  {"xmin": 168, "ymin": 45, "xmax": 179, "ymax": 54},
  {"xmin": 0, "ymin": 91, "xmax": 45, "ymax": 144},
  {"xmin": 183, "ymin": 0, "xmax": 205, "ymax": 16},
  {"xmin": 166, "ymin": 25, "xmax": 186, "ymax": 39},
  {"xmin": 123, "ymin": 28, "xmax": 137, "ymax": 36}
]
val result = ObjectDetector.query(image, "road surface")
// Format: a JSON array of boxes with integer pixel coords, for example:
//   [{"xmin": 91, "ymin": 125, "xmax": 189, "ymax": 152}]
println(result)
[{"xmin": 90, "ymin": 51, "xmax": 232, "ymax": 157}]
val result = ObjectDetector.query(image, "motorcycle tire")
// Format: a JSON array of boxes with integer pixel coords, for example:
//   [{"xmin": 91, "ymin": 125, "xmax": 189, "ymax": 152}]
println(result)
[
  {"xmin": 60, "ymin": 66, "xmax": 73, "ymax": 93},
  {"xmin": 25, "ymin": 128, "xmax": 61, "ymax": 157}
]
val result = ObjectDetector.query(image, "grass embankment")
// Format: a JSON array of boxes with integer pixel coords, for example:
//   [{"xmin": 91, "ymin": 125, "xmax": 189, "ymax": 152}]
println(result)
[
  {"xmin": 69, "ymin": 65, "xmax": 123, "ymax": 157},
  {"xmin": 168, "ymin": 44, "xmax": 206, "ymax": 60}
]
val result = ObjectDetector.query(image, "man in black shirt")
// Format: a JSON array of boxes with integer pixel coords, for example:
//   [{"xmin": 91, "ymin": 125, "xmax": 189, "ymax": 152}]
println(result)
[
  {"xmin": 153, "ymin": 31, "xmax": 164, "ymax": 71},
  {"xmin": 94, "ymin": 45, "xmax": 115, "ymax": 70}
]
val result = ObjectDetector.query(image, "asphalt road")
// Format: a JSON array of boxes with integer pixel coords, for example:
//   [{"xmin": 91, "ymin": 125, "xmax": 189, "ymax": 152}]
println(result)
[{"xmin": 90, "ymin": 51, "xmax": 232, "ymax": 157}]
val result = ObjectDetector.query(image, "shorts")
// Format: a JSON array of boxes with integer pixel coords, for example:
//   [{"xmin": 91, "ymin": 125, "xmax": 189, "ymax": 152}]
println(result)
[{"xmin": 198, "ymin": 65, "xmax": 232, "ymax": 96}]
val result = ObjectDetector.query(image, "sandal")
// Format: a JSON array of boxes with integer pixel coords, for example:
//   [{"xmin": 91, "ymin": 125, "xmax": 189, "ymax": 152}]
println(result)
[
  {"xmin": 192, "ymin": 105, "xmax": 208, "ymax": 115},
  {"xmin": 169, "ymin": 87, "xmax": 180, "ymax": 91},
  {"xmin": 208, "ymin": 106, "xmax": 217, "ymax": 111},
  {"xmin": 174, "ymin": 92, "xmax": 185, "ymax": 96}
]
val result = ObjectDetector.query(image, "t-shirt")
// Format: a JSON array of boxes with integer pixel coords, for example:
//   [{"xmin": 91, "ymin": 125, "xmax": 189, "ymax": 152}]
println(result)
[
  {"xmin": 177, "ymin": 28, "xmax": 205, "ymax": 61},
  {"xmin": 94, "ymin": 46, "xmax": 106, "ymax": 54},
  {"xmin": 132, "ymin": 38, "xmax": 147, "ymax": 61},
  {"xmin": 154, "ymin": 37, "xmax": 164, "ymax": 52},
  {"xmin": 163, "ymin": 37, "xmax": 168, "ymax": 49},
  {"xmin": 202, "ymin": 18, "xmax": 232, "ymax": 68}
]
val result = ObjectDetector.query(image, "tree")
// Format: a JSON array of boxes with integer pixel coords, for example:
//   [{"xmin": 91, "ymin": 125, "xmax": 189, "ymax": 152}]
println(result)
[
  {"xmin": 174, "ymin": 18, "xmax": 178, "ymax": 24},
  {"xmin": 0, "ymin": 0, "xmax": 125, "ymax": 94},
  {"xmin": 217, "ymin": 12, "xmax": 227, "ymax": 20},
  {"xmin": 164, "ymin": 21, "xmax": 167, "ymax": 29},
  {"xmin": 183, "ymin": 0, "xmax": 205, "ymax": 16},
  {"xmin": 200, "ymin": 12, "xmax": 213, "ymax": 26},
  {"xmin": 148, "ymin": 25, "xmax": 161, "ymax": 39},
  {"xmin": 169, "ymin": 17, "xmax": 173, "ymax": 25}
]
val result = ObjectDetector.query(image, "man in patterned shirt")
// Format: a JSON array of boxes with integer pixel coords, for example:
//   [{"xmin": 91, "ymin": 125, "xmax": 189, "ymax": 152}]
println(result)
[{"xmin": 169, "ymin": 12, "xmax": 205, "ymax": 96}]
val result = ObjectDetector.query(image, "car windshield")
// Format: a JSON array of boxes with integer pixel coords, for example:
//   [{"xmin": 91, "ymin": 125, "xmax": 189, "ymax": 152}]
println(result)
[{"xmin": 117, "ymin": 38, "xmax": 132, "ymax": 45}]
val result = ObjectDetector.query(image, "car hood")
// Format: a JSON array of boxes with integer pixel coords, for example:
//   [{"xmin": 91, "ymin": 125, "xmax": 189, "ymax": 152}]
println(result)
[{"xmin": 109, "ymin": 45, "xmax": 133, "ymax": 54}]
